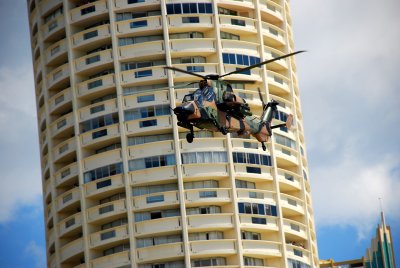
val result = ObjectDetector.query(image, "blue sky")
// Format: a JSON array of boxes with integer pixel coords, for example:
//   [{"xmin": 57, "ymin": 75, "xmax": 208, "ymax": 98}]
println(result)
[{"xmin": 0, "ymin": 0, "xmax": 399, "ymax": 267}]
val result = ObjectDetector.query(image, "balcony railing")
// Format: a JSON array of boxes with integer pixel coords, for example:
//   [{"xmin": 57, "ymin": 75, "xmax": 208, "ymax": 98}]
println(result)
[
  {"xmin": 135, "ymin": 216, "xmax": 182, "ymax": 236},
  {"xmin": 70, "ymin": 0, "xmax": 108, "ymax": 24},
  {"xmin": 187, "ymin": 213, "xmax": 234, "ymax": 230}
]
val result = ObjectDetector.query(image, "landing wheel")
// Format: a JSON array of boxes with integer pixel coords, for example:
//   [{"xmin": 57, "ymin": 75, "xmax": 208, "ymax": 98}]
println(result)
[
  {"xmin": 261, "ymin": 142, "xmax": 266, "ymax": 151},
  {"xmin": 186, "ymin": 133, "xmax": 194, "ymax": 143},
  {"xmin": 220, "ymin": 127, "xmax": 228, "ymax": 135}
]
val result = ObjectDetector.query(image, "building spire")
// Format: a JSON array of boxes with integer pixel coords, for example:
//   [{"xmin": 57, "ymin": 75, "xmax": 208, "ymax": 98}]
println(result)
[{"xmin": 379, "ymin": 197, "xmax": 386, "ymax": 228}]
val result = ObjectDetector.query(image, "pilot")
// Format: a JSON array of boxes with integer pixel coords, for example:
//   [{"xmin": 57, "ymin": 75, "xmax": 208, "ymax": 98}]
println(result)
[{"xmin": 194, "ymin": 79, "xmax": 216, "ymax": 106}]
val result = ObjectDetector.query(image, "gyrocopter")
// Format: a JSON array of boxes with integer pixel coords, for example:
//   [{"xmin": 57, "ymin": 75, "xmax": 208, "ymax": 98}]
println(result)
[{"xmin": 165, "ymin": 51, "xmax": 304, "ymax": 151}]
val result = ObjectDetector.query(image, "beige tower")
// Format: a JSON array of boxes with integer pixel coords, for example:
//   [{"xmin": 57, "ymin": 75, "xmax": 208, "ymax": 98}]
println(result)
[{"xmin": 27, "ymin": 0, "xmax": 318, "ymax": 267}]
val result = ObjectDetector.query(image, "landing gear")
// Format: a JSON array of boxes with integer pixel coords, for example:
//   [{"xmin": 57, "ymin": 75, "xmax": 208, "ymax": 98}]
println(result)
[
  {"xmin": 186, "ymin": 125, "xmax": 194, "ymax": 143},
  {"xmin": 220, "ymin": 126, "xmax": 228, "ymax": 135},
  {"xmin": 186, "ymin": 132, "xmax": 194, "ymax": 143},
  {"xmin": 261, "ymin": 142, "xmax": 266, "ymax": 151}
]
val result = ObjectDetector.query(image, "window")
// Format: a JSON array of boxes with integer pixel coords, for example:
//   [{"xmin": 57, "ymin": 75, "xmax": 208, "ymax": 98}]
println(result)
[
  {"xmin": 275, "ymin": 134, "xmax": 296, "ymax": 149},
  {"xmin": 134, "ymin": 209, "xmax": 180, "ymax": 222},
  {"xmin": 92, "ymin": 129, "xmax": 107, "ymax": 139},
  {"xmin": 63, "ymin": 193, "xmax": 72, "ymax": 204},
  {"xmin": 125, "ymin": 105, "xmax": 170, "ymax": 121},
  {"xmin": 54, "ymin": 94, "xmax": 64, "ymax": 105},
  {"xmin": 186, "ymin": 206, "xmax": 221, "ymax": 215},
  {"xmin": 90, "ymin": 104, "xmax": 105, "ymax": 114},
  {"xmin": 181, "ymin": 151, "xmax": 227, "ymax": 164},
  {"xmin": 53, "ymin": 70, "xmax": 63, "ymax": 80},
  {"xmin": 222, "ymin": 53, "xmax": 260, "ymax": 66},
  {"xmin": 166, "ymin": 3, "xmax": 212, "ymax": 14},
  {"xmin": 199, "ymin": 191, "xmax": 217, "ymax": 198},
  {"xmin": 241, "ymin": 231, "xmax": 260, "ymax": 240},
  {"xmin": 50, "ymin": 45, "xmax": 60, "ymax": 56},
  {"xmin": 235, "ymin": 179, "xmax": 255, "ymax": 189},
  {"xmin": 251, "ymin": 217, "xmax": 266, "ymax": 225},
  {"xmin": 293, "ymin": 249, "xmax": 303, "ymax": 257},
  {"xmin": 138, "ymin": 261, "xmax": 185, "ymax": 268},
  {"xmin": 48, "ymin": 21, "xmax": 58, "ymax": 31},
  {"xmin": 84, "ymin": 162, "xmax": 123, "ymax": 183},
  {"xmin": 243, "ymin": 141, "xmax": 258, "ymax": 149},
  {"xmin": 290, "ymin": 223, "xmax": 300, "ymax": 232},
  {"xmin": 128, "ymin": 154, "xmax": 176, "ymax": 171},
  {"xmin": 192, "ymin": 258, "xmax": 226, "ymax": 267},
  {"xmin": 285, "ymin": 173, "xmax": 294, "ymax": 182},
  {"xmin": 99, "ymin": 204, "xmax": 114, "ymax": 214},
  {"xmin": 187, "ymin": 66, "xmax": 204, "ymax": 72},
  {"xmin": 135, "ymin": 69, "xmax": 152, "ymax": 78},
  {"xmin": 287, "ymin": 198, "xmax": 297, "ymax": 206},
  {"xmin": 81, "ymin": 113, "xmax": 119, "ymax": 133},
  {"xmin": 84, "ymin": 30, "xmax": 98, "ymax": 40},
  {"xmin": 103, "ymin": 243, "xmax": 130, "ymax": 256},
  {"xmin": 137, "ymin": 94, "xmax": 155, "ymax": 103},
  {"xmin": 61, "ymin": 168, "xmax": 71, "ymax": 178},
  {"xmin": 244, "ymin": 257, "xmax": 264, "ymax": 266},
  {"xmin": 86, "ymin": 55, "xmax": 100, "ymax": 65},
  {"xmin": 128, "ymin": 0, "xmax": 145, "ymax": 4},
  {"xmin": 182, "ymin": 17, "xmax": 200, "ymax": 23},
  {"xmin": 97, "ymin": 179, "xmax": 112, "ymax": 189},
  {"xmin": 185, "ymin": 180, "xmax": 218, "ymax": 189},
  {"xmin": 130, "ymin": 20, "xmax": 148, "ymax": 28},
  {"xmin": 140, "ymin": 119, "xmax": 157, "ymax": 128},
  {"xmin": 81, "ymin": 5, "xmax": 96, "ymax": 15},
  {"xmin": 287, "ymin": 259, "xmax": 310, "ymax": 268},
  {"xmin": 88, "ymin": 79, "xmax": 103, "ymax": 89},
  {"xmin": 189, "ymin": 231, "xmax": 223, "ymax": 241},
  {"xmin": 128, "ymin": 133, "xmax": 173, "ymax": 146},
  {"xmin": 101, "ymin": 218, "xmax": 128, "ymax": 230},
  {"xmin": 146, "ymin": 195, "xmax": 165, "ymax": 203},
  {"xmin": 220, "ymin": 31, "xmax": 240, "ymax": 40},
  {"xmin": 57, "ymin": 119, "xmax": 67, "ymax": 129},
  {"xmin": 218, "ymin": 7, "xmax": 237, "ymax": 16},
  {"xmin": 170, "ymin": 32, "xmax": 204, "ymax": 39},
  {"xmin": 133, "ymin": 183, "xmax": 178, "ymax": 196},
  {"xmin": 65, "ymin": 218, "xmax": 75, "ymax": 228},
  {"xmin": 101, "ymin": 230, "xmax": 116, "ymax": 240},
  {"xmin": 58, "ymin": 143, "xmax": 69, "ymax": 154},
  {"xmin": 238, "ymin": 202, "xmax": 277, "ymax": 216},
  {"xmin": 246, "ymin": 166, "xmax": 261, "ymax": 174},
  {"xmin": 269, "ymin": 27, "xmax": 279, "ymax": 36},
  {"xmin": 119, "ymin": 34, "xmax": 163, "ymax": 46},
  {"xmin": 232, "ymin": 152, "xmax": 272, "ymax": 166},
  {"xmin": 231, "ymin": 18, "xmax": 245, "ymax": 26}
]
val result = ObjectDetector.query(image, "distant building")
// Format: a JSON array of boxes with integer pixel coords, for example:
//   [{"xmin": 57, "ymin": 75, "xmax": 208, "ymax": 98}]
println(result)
[{"xmin": 320, "ymin": 213, "xmax": 396, "ymax": 268}]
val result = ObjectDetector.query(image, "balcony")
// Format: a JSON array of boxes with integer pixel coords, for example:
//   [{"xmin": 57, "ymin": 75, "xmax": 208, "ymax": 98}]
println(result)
[
  {"xmin": 134, "ymin": 216, "xmax": 182, "ymax": 236},
  {"xmin": 266, "ymin": 71, "xmax": 290, "ymax": 95},
  {"xmin": 189, "ymin": 239, "xmax": 236, "ymax": 257},
  {"xmin": 38, "ymin": 105, "xmax": 46, "ymax": 127},
  {"xmin": 168, "ymin": 63, "xmax": 217, "ymax": 83},
  {"xmin": 74, "ymin": 49, "xmax": 113, "ymax": 75},
  {"xmin": 136, "ymin": 242, "xmax": 184, "ymax": 263},
  {"xmin": 119, "ymin": 40, "xmax": 165, "ymax": 61},
  {"xmin": 221, "ymin": 40, "xmax": 259, "ymax": 57},
  {"xmin": 219, "ymin": 15, "xmax": 256, "ymax": 35},
  {"xmin": 167, "ymin": 14, "xmax": 213, "ymax": 31},
  {"xmin": 169, "ymin": 38, "xmax": 216, "ymax": 57},
  {"xmin": 46, "ymin": 63, "xmax": 70, "ymax": 90},
  {"xmin": 55, "ymin": 162, "xmax": 79, "ymax": 187},
  {"xmin": 87, "ymin": 199, "xmax": 127, "ymax": 224},
  {"xmin": 123, "ymin": 90, "xmax": 169, "ymax": 109},
  {"xmin": 56, "ymin": 187, "xmax": 80, "ymax": 213},
  {"xmin": 42, "ymin": 15, "xmax": 65, "ymax": 42},
  {"xmin": 90, "ymin": 224, "xmax": 129, "ymax": 249},
  {"xmin": 184, "ymin": 188, "xmax": 231, "ymax": 206},
  {"xmin": 128, "ymin": 140, "xmax": 174, "ymax": 160},
  {"xmin": 277, "ymin": 169, "xmax": 302, "ymax": 192},
  {"xmin": 234, "ymin": 164, "xmax": 272, "ymax": 181},
  {"xmin": 280, "ymin": 194, "xmax": 305, "ymax": 216},
  {"xmin": 58, "ymin": 212, "xmax": 82, "ymax": 238},
  {"xmin": 116, "ymin": 16, "xmax": 162, "ymax": 37},
  {"xmin": 44, "ymin": 179, "xmax": 51, "ymax": 199},
  {"xmin": 85, "ymin": 174, "xmax": 125, "ymax": 198},
  {"xmin": 70, "ymin": 0, "xmax": 109, "ymax": 25},
  {"xmin": 274, "ymin": 144, "xmax": 298, "ymax": 167},
  {"xmin": 48, "ymin": 228, "xmax": 55, "ymax": 246},
  {"xmin": 239, "ymin": 215, "xmax": 278, "ymax": 232},
  {"xmin": 261, "ymin": 22, "xmax": 285, "ymax": 46},
  {"xmin": 236, "ymin": 189, "xmax": 275, "ymax": 204},
  {"xmin": 40, "ymin": 0, "xmax": 62, "ymax": 16},
  {"xmin": 130, "ymin": 165, "xmax": 177, "ymax": 186},
  {"xmin": 114, "ymin": 0, "xmax": 161, "ymax": 11},
  {"xmin": 282, "ymin": 219, "xmax": 307, "ymax": 240},
  {"xmin": 52, "ymin": 137, "xmax": 77, "ymax": 163},
  {"xmin": 187, "ymin": 213, "xmax": 234, "ymax": 231},
  {"xmin": 264, "ymin": 46, "xmax": 289, "ymax": 71},
  {"xmin": 120, "ymin": 66, "xmax": 167, "ymax": 86},
  {"xmin": 76, "ymin": 73, "xmax": 115, "ymax": 99},
  {"xmin": 48, "ymin": 87, "xmax": 72, "ymax": 114},
  {"xmin": 45, "ymin": 38, "xmax": 68, "ymax": 65},
  {"xmin": 79, "ymin": 98, "xmax": 117, "ymax": 122},
  {"xmin": 50, "ymin": 112, "xmax": 74, "ymax": 138},
  {"xmin": 72, "ymin": 24, "xmax": 111, "ymax": 50},
  {"xmin": 286, "ymin": 244, "xmax": 311, "ymax": 264},
  {"xmin": 242, "ymin": 240, "xmax": 282, "ymax": 258},
  {"xmin": 180, "ymin": 138, "xmax": 225, "ymax": 152},
  {"xmin": 125, "ymin": 115, "xmax": 172, "ymax": 136},
  {"xmin": 83, "ymin": 149, "xmax": 122, "ymax": 172},
  {"xmin": 259, "ymin": 0, "xmax": 283, "ymax": 23},
  {"xmin": 60, "ymin": 238, "xmax": 84, "ymax": 262},
  {"xmin": 91, "ymin": 251, "xmax": 130, "ymax": 268},
  {"xmin": 182, "ymin": 163, "xmax": 229, "ymax": 179},
  {"xmin": 80, "ymin": 123, "xmax": 120, "ymax": 148},
  {"xmin": 218, "ymin": 0, "xmax": 254, "ymax": 9},
  {"xmin": 132, "ymin": 190, "xmax": 179, "ymax": 211}
]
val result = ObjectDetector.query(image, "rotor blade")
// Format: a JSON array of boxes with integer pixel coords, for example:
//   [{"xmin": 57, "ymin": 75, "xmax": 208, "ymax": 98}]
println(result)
[
  {"xmin": 164, "ymin": 66, "xmax": 207, "ymax": 80},
  {"xmin": 219, "ymin": 50, "xmax": 306, "ymax": 78},
  {"xmin": 257, "ymin": 88, "xmax": 266, "ymax": 108}
]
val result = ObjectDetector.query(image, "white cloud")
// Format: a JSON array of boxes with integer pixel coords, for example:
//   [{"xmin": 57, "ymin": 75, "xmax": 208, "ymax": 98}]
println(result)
[
  {"xmin": 0, "ymin": 64, "xmax": 42, "ymax": 223},
  {"xmin": 25, "ymin": 241, "xmax": 46, "ymax": 268}
]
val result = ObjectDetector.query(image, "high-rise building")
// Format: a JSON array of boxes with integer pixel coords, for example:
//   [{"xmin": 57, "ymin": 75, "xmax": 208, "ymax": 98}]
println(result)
[
  {"xmin": 27, "ymin": 0, "xmax": 318, "ymax": 267},
  {"xmin": 320, "ymin": 213, "xmax": 397, "ymax": 268}
]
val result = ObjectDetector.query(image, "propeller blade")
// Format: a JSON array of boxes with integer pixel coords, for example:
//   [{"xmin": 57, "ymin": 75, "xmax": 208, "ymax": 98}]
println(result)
[
  {"xmin": 164, "ymin": 66, "xmax": 207, "ymax": 80},
  {"xmin": 219, "ymin": 50, "xmax": 306, "ymax": 78},
  {"xmin": 257, "ymin": 88, "xmax": 266, "ymax": 108}
]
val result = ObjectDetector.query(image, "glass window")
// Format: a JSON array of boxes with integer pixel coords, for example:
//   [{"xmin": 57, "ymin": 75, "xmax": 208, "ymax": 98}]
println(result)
[
  {"xmin": 101, "ymin": 230, "xmax": 116, "ymax": 240},
  {"xmin": 182, "ymin": 17, "xmax": 200, "ymax": 23},
  {"xmin": 199, "ymin": 191, "xmax": 217, "ymax": 198},
  {"xmin": 137, "ymin": 94, "xmax": 155, "ymax": 103},
  {"xmin": 231, "ymin": 18, "xmax": 245, "ymax": 26},
  {"xmin": 97, "ymin": 179, "xmax": 112, "ymax": 189},
  {"xmin": 81, "ymin": 5, "xmax": 95, "ymax": 15},
  {"xmin": 146, "ymin": 195, "xmax": 165, "ymax": 203},
  {"xmin": 130, "ymin": 20, "xmax": 148, "ymax": 28}
]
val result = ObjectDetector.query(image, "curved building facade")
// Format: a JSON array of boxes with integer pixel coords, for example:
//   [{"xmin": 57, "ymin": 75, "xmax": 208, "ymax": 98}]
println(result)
[{"xmin": 27, "ymin": 0, "xmax": 318, "ymax": 267}]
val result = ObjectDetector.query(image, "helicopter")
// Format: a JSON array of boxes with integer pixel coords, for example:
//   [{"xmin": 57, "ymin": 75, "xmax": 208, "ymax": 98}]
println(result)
[{"xmin": 165, "ymin": 51, "xmax": 304, "ymax": 151}]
